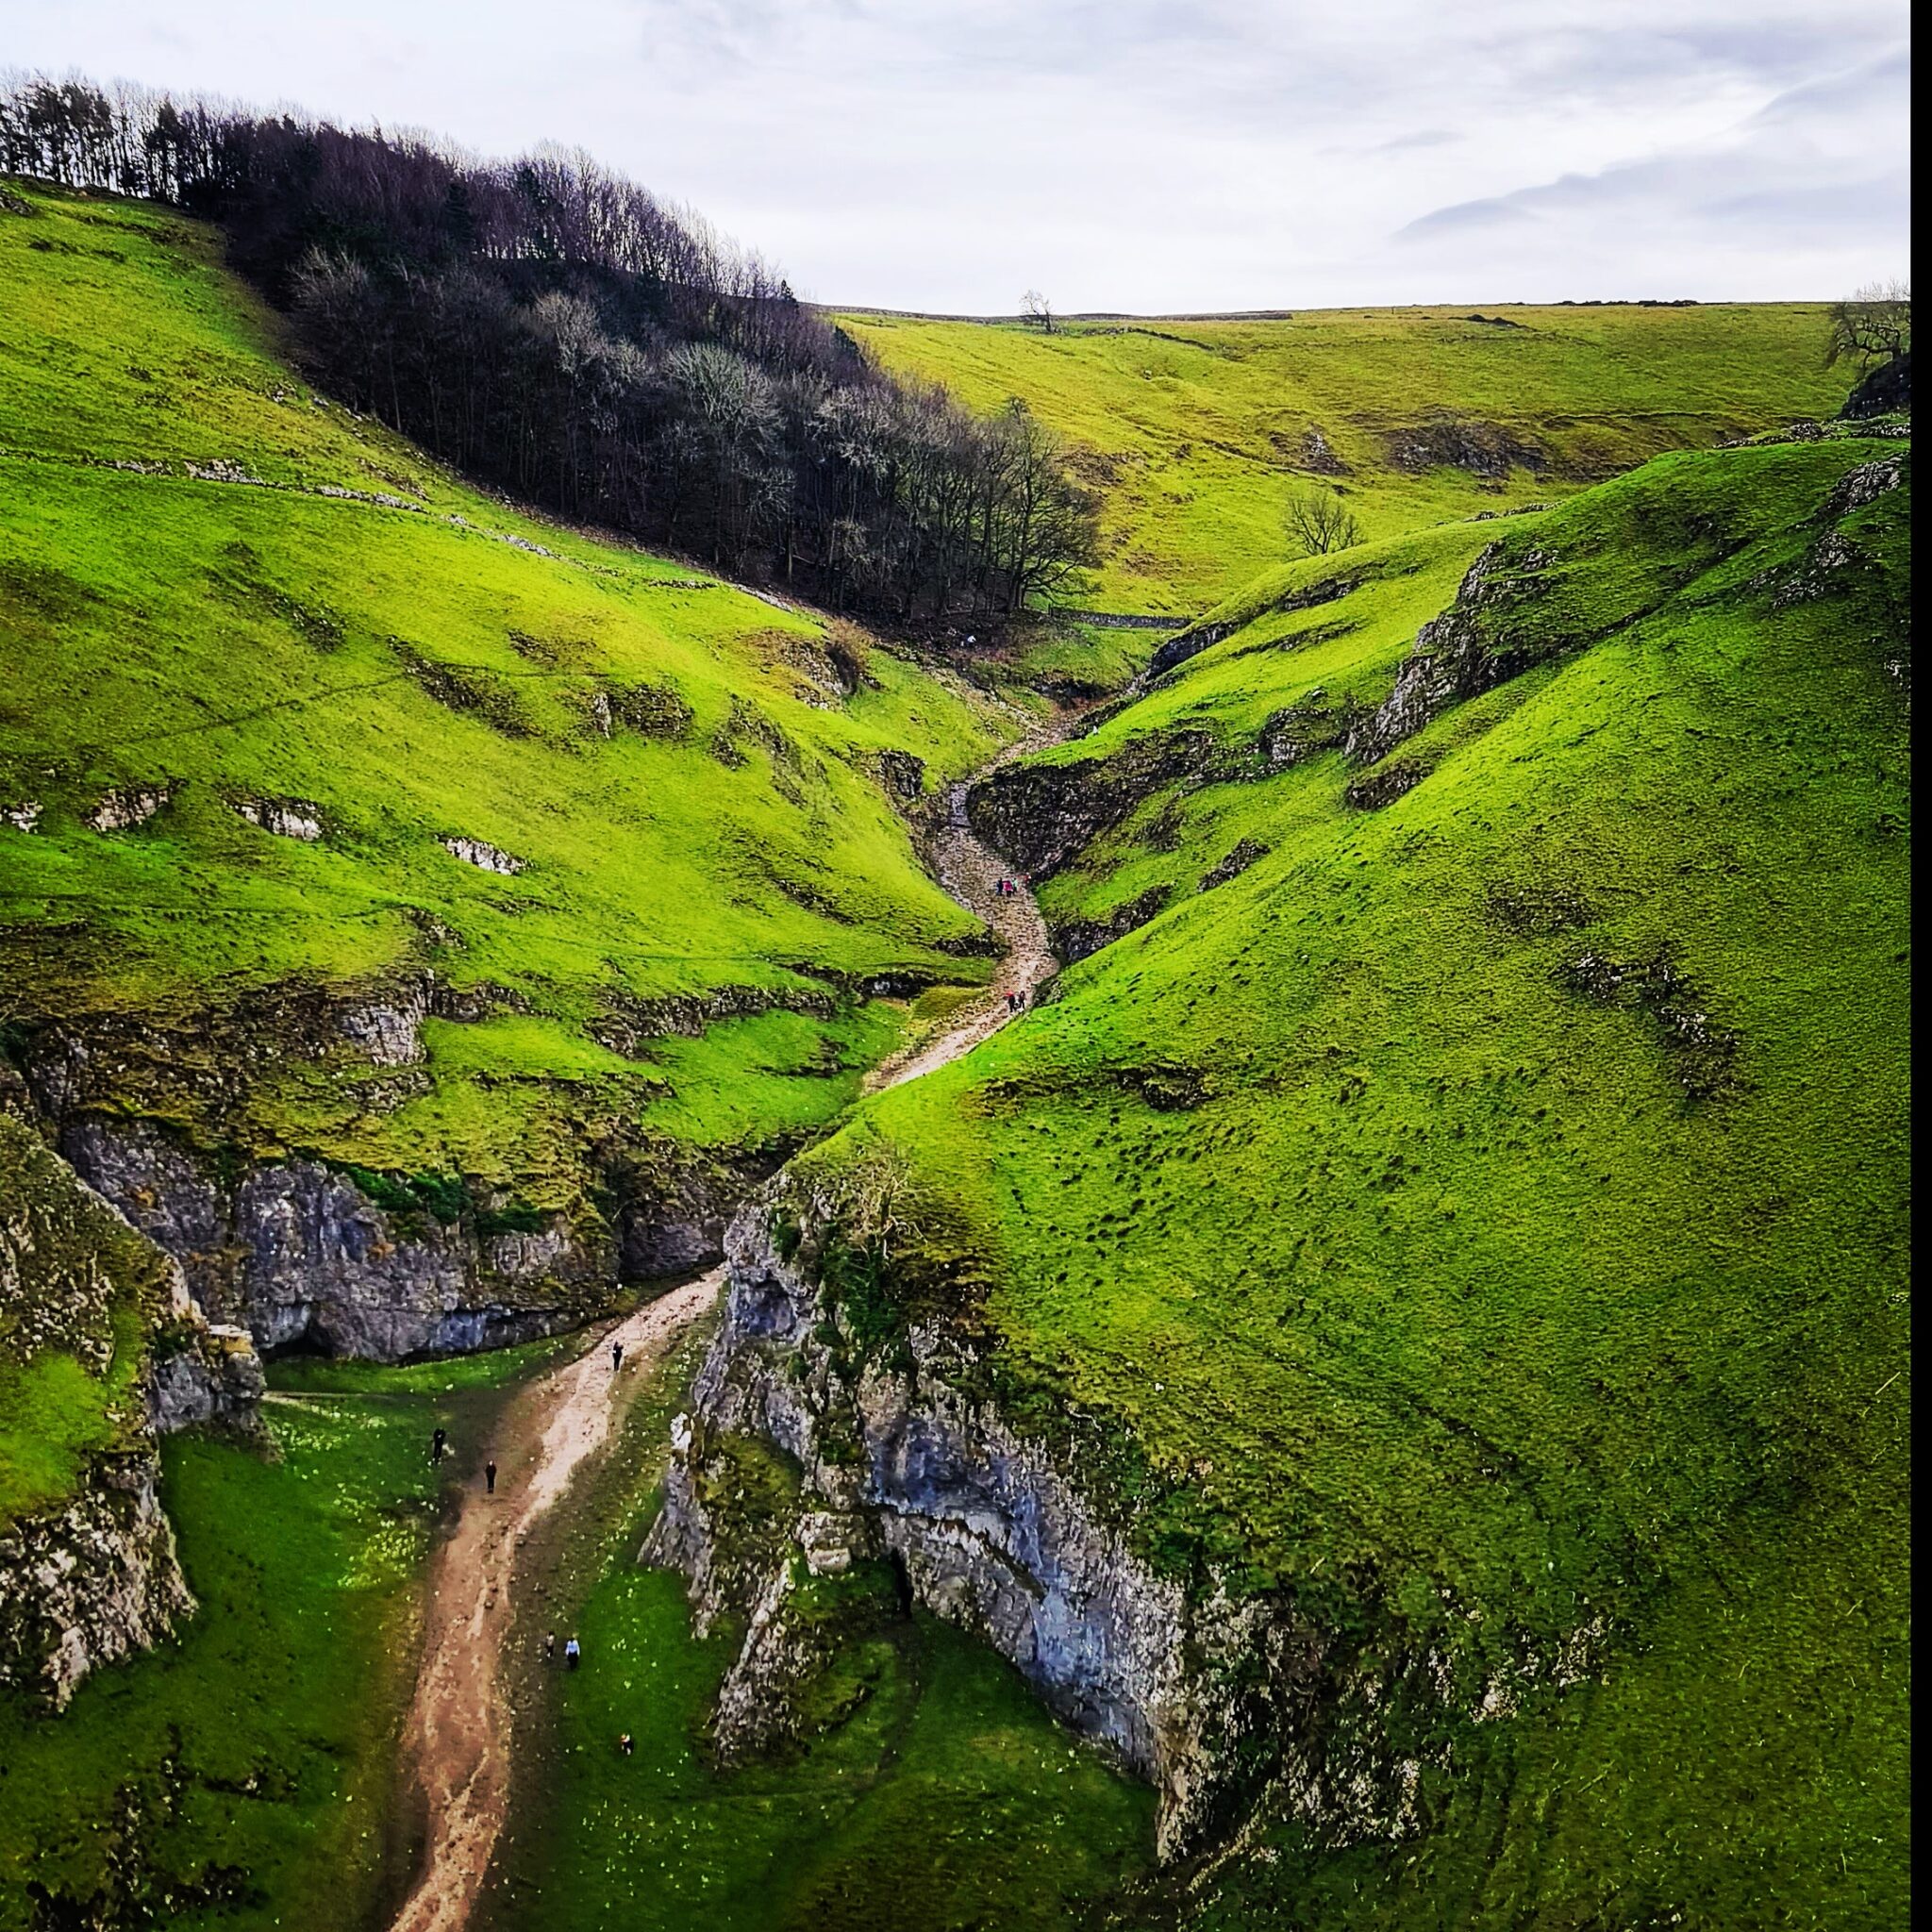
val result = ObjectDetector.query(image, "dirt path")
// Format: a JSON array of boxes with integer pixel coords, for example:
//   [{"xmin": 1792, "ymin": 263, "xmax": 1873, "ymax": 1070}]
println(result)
[
  {"xmin": 387, "ymin": 747, "xmax": 1058, "ymax": 1932},
  {"xmin": 865, "ymin": 745, "xmax": 1062, "ymax": 1091}
]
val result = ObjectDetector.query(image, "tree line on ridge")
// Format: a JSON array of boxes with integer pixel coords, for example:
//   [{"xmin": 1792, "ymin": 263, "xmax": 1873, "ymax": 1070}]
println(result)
[{"xmin": 1, "ymin": 74, "xmax": 1098, "ymax": 624}]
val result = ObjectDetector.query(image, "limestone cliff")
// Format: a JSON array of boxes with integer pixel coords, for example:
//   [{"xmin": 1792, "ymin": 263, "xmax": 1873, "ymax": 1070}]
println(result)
[
  {"xmin": 0, "ymin": 1114, "xmax": 263, "ymax": 1708},
  {"xmin": 647, "ymin": 1195, "xmax": 1443, "ymax": 1862}
]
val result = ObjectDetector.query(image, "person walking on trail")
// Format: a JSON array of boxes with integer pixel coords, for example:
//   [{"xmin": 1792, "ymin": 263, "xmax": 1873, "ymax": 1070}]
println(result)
[
  {"xmin": 618, "ymin": 1733, "xmax": 635, "ymax": 1757},
  {"xmin": 610, "ymin": 1339, "xmax": 625, "ymax": 1374},
  {"xmin": 430, "ymin": 1426, "xmax": 447, "ymax": 1465},
  {"xmin": 544, "ymin": 1631, "xmax": 557, "ymax": 1664},
  {"xmin": 484, "ymin": 1458, "xmax": 497, "ymax": 1495},
  {"xmin": 564, "ymin": 1637, "xmax": 582, "ymax": 1672}
]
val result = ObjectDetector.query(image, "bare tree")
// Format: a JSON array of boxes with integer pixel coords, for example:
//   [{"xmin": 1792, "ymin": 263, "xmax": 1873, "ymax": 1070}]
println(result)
[
  {"xmin": 1825, "ymin": 281, "xmax": 1911, "ymax": 367},
  {"xmin": 1284, "ymin": 483, "xmax": 1362, "ymax": 557},
  {"xmin": 1020, "ymin": 289, "xmax": 1056, "ymax": 335}
]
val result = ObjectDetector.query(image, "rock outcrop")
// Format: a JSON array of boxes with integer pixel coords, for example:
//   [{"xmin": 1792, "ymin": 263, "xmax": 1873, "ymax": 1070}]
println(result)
[
  {"xmin": 58, "ymin": 1115, "xmax": 607, "ymax": 1360},
  {"xmin": 7, "ymin": 964, "xmax": 882, "ymax": 1361},
  {"xmin": 1839, "ymin": 350, "xmax": 1909, "ymax": 420},
  {"xmin": 648, "ymin": 1200, "xmax": 1433, "ymax": 1861},
  {"xmin": 1344, "ymin": 541, "xmax": 1551, "ymax": 766},
  {"xmin": 0, "ymin": 1115, "xmax": 264, "ymax": 1708}
]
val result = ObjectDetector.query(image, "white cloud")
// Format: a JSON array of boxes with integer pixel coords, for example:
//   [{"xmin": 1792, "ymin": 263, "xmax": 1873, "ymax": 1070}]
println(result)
[{"xmin": 6, "ymin": 1, "xmax": 1912, "ymax": 308}]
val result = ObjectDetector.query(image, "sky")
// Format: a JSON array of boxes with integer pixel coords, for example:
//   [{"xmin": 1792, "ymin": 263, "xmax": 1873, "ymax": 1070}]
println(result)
[{"xmin": 8, "ymin": 1, "xmax": 1913, "ymax": 312}]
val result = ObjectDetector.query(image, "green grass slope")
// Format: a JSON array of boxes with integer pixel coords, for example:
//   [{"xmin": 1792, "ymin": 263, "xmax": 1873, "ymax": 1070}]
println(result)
[
  {"xmin": 817, "ymin": 433, "xmax": 1911, "ymax": 1925},
  {"xmin": 840, "ymin": 306, "xmax": 1857, "ymax": 618},
  {"xmin": 0, "ymin": 182, "xmax": 1015, "ymax": 1197}
]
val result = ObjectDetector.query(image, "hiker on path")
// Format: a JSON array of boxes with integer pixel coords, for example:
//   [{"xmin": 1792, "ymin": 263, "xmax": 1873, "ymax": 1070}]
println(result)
[
  {"xmin": 618, "ymin": 1733, "xmax": 635, "ymax": 1757},
  {"xmin": 611, "ymin": 1340, "xmax": 625, "ymax": 1374},
  {"xmin": 564, "ymin": 1637, "xmax": 582, "ymax": 1672},
  {"xmin": 431, "ymin": 1426, "xmax": 447, "ymax": 1464},
  {"xmin": 484, "ymin": 1459, "xmax": 497, "ymax": 1495},
  {"xmin": 544, "ymin": 1631, "xmax": 557, "ymax": 1664}
]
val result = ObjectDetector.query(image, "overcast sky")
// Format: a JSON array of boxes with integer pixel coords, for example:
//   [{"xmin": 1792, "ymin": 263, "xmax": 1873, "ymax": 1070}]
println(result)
[{"xmin": 10, "ymin": 1, "xmax": 1913, "ymax": 311}]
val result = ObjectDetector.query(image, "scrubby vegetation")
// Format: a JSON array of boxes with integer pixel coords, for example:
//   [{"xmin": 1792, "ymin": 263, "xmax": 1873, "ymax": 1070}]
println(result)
[{"xmin": 816, "ymin": 431, "xmax": 1911, "ymax": 1925}]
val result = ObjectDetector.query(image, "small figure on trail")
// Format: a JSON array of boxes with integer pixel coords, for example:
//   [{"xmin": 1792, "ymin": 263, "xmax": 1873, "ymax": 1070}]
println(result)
[
  {"xmin": 564, "ymin": 1637, "xmax": 582, "ymax": 1672},
  {"xmin": 544, "ymin": 1631, "xmax": 557, "ymax": 1664},
  {"xmin": 611, "ymin": 1339, "xmax": 625, "ymax": 1373},
  {"xmin": 618, "ymin": 1733, "xmax": 635, "ymax": 1757},
  {"xmin": 430, "ymin": 1426, "xmax": 447, "ymax": 1464},
  {"xmin": 484, "ymin": 1458, "xmax": 497, "ymax": 1495}
]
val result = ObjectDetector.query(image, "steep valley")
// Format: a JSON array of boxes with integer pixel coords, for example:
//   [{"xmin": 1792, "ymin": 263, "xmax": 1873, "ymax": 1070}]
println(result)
[{"xmin": 0, "ymin": 163, "xmax": 1911, "ymax": 1932}]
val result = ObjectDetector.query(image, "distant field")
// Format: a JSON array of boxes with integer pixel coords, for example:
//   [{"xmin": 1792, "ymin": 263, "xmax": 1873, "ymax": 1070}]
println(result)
[{"xmin": 838, "ymin": 305, "xmax": 1856, "ymax": 615}]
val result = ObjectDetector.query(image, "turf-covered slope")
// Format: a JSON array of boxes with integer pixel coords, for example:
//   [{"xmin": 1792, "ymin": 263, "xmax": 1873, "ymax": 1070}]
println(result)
[
  {"xmin": 791, "ymin": 434, "xmax": 1911, "ymax": 1924},
  {"xmin": 840, "ymin": 306, "xmax": 1857, "ymax": 618},
  {"xmin": 0, "ymin": 183, "xmax": 1014, "ymax": 1350}
]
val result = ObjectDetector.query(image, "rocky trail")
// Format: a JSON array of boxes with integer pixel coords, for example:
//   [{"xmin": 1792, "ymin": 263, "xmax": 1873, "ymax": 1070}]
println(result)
[{"xmin": 387, "ymin": 744, "xmax": 1059, "ymax": 1932}]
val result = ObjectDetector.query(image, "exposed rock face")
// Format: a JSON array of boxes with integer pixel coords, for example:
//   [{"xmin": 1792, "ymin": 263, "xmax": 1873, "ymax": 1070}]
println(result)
[
  {"xmin": 234, "ymin": 794, "xmax": 324, "ymax": 841},
  {"xmin": 86, "ymin": 784, "xmax": 171, "ymax": 832},
  {"xmin": 648, "ymin": 1204, "xmax": 1428, "ymax": 1861},
  {"xmin": 1053, "ymin": 885, "xmax": 1174, "ymax": 965},
  {"xmin": 967, "ymin": 730, "xmax": 1221, "ymax": 881},
  {"xmin": 0, "ymin": 1458, "xmax": 192, "ymax": 1710},
  {"xmin": 1345, "ymin": 542, "xmax": 1551, "ymax": 766},
  {"xmin": 0, "ymin": 1117, "xmax": 264, "ymax": 1707},
  {"xmin": 58, "ymin": 1115, "xmax": 606, "ymax": 1359},
  {"xmin": 1344, "ymin": 758, "xmax": 1428, "ymax": 810},
  {"xmin": 8, "ymin": 958, "xmax": 893, "ymax": 1361},
  {"xmin": 1147, "ymin": 573, "xmax": 1358, "ymax": 683},
  {"xmin": 1839, "ymin": 350, "xmax": 1909, "ymax": 419},
  {"xmin": 441, "ymin": 834, "xmax": 524, "ymax": 874},
  {"xmin": 1298, "ymin": 425, "xmax": 1349, "ymax": 475},
  {"xmin": 875, "ymin": 748, "xmax": 926, "ymax": 800},
  {"xmin": 3, "ymin": 801, "xmax": 41, "ymax": 832},
  {"xmin": 1384, "ymin": 418, "xmax": 1548, "ymax": 479},
  {"xmin": 1198, "ymin": 838, "xmax": 1271, "ymax": 891}
]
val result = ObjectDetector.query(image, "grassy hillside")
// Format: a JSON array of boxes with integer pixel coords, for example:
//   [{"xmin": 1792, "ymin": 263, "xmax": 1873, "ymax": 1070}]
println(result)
[
  {"xmin": 0, "ymin": 182, "xmax": 1016, "ymax": 1197},
  {"xmin": 840, "ymin": 306, "xmax": 1857, "ymax": 618},
  {"xmin": 811, "ymin": 431, "xmax": 1911, "ymax": 1925}
]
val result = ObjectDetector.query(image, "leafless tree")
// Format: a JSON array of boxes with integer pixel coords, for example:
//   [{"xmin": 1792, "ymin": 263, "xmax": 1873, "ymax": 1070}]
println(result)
[
  {"xmin": 2, "ymin": 69, "xmax": 1101, "ymax": 627},
  {"xmin": 1825, "ymin": 281, "xmax": 1910, "ymax": 367},
  {"xmin": 1284, "ymin": 483, "xmax": 1362, "ymax": 557},
  {"xmin": 1021, "ymin": 289, "xmax": 1056, "ymax": 335}
]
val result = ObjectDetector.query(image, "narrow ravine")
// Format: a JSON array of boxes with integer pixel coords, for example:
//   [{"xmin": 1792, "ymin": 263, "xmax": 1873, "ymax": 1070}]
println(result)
[{"xmin": 388, "ymin": 744, "xmax": 1061, "ymax": 1932}]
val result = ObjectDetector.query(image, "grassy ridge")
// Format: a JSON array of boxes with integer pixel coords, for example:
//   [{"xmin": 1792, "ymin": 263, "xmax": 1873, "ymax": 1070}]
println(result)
[
  {"xmin": 840, "ymin": 306, "xmax": 1856, "ymax": 616},
  {"xmin": 0, "ymin": 182, "xmax": 1014, "ymax": 1187},
  {"xmin": 824, "ymin": 434, "xmax": 1910, "ymax": 1924}
]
